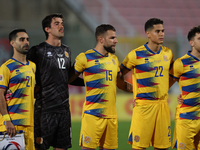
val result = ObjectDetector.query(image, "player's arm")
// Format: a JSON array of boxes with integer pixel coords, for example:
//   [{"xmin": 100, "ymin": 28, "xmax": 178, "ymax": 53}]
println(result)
[
  {"xmin": 169, "ymin": 75, "xmax": 178, "ymax": 89},
  {"xmin": 0, "ymin": 88, "xmax": 16, "ymax": 137},
  {"xmin": 69, "ymin": 52, "xmax": 86, "ymax": 85},
  {"xmin": 68, "ymin": 64, "xmax": 84, "ymax": 86},
  {"xmin": 177, "ymin": 94, "xmax": 183, "ymax": 105},
  {"xmin": 120, "ymin": 64, "xmax": 130, "ymax": 76},
  {"xmin": 68, "ymin": 66, "xmax": 82, "ymax": 85},
  {"xmin": 117, "ymin": 73, "xmax": 133, "ymax": 93}
]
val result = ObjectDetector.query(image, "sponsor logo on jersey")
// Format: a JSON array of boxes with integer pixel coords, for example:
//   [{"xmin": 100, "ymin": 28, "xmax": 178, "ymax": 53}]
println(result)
[
  {"xmin": 145, "ymin": 58, "xmax": 149, "ymax": 63},
  {"xmin": 47, "ymin": 52, "xmax": 52, "ymax": 57},
  {"xmin": 0, "ymin": 75, "xmax": 2, "ymax": 81},
  {"xmin": 179, "ymin": 143, "xmax": 185, "ymax": 149},
  {"xmin": 65, "ymin": 51, "xmax": 69, "ymax": 58},
  {"xmin": 84, "ymin": 136, "xmax": 91, "ymax": 143},
  {"xmin": 95, "ymin": 59, "xmax": 100, "ymax": 65},
  {"xmin": 3, "ymin": 141, "xmax": 21, "ymax": 150},
  {"xmin": 134, "ymin": 135, "xmax": 140, "ymax": 142},
  {"xmin": 57, "ymin": 54, "xmax": 63, "ymax": 57},
  {"xmin": 26, "ymin": 71, "xmax": 31, "ymax": 74},
  {"xmin": 36, "ymin": 137, "xmax": 43, "ymax": 144},
  {"xmin": 16, "ymin": 70, "xmax": 21, "ymax": 75},
  {"xmin": 112, "ymin": 59, "xmax": 116, "ymax": 65},
  {"xmin": 163, "ymin": 55, "xmax": 168, "ymax": 62},
  {"xmin": 190, "ymin": 65, "xmax": 194, "ymax": 70},
  {"xmin": 105, "ymin": 62, "xmax": 111, "ymax": 65},
  {"xmin": 154, "ymin": 60, "xmax": 161, "ymax": 63}
]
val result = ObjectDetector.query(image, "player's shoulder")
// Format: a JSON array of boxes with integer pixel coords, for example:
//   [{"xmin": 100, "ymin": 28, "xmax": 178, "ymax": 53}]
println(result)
[
  {"xmin": 85, "ymin": 49, "xmax": 95, "ymax": 54},
  {"xmin": 61, "ymin": 43, "xmax": 71, "ymax": 51},
  {"xmin": 28, "ymin": 60, "xmax": 36, "ymax": 66},
  {"xmin": 29, "ymin": 42, "xmax": 46, "ymax": 51},
  {"xmin": 1, "ymin": 59, "xmax": 13, "ymax": 67},
  {"xmin": 160, "ymin": 45, "xmax": 172, "ymax": 52},
  {"xmin": 175, "ymin": 53, "xmax": 190, "ymax": 63},
  {"xmin": 28, "ymin": 60, "xmax": 36, "ymax": 71},
  {"xmin": 109, "ymin": 53, "xmax": 118, "ymax": 59},
  {"xmin": 0, "ymin": 59, "xmax": 13, "ymax": 71},
  {"xmin": 132, "ymin": 45, "xmax": 145, "ymax": 52}
]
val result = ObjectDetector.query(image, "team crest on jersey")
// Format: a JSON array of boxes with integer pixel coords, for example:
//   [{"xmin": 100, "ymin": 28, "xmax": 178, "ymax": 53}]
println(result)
[
  {"xmin": 65, "ymin": 51, "xmax": 69, "ymax": 58},
  {"xmin": 179, "ymin": 143, "xmax": 185, "ymax": 149},
  {"xmin": 36, "ymin": 137, "xmax": 43, "ymax": 144},
  {"xmin": 112, "ymin": 59, "xmax": 116, "ymax": 65},
  {"xmin": 163, "ymin": 55, "xmax": 168, "ymax": 62},
  {"xmin": 47, "ymin": 52, "xmax": 52, "ymax": 57},
  {"xmin": 84, "ymin": 136, "xmax": 91, "ymax": 143},
  {"xmin": 134, "ymin": 135, "xmax": 140, "ymax": 142},
  {"xmin": 0, "ymin": 75, "xmax": 3, "ymax": 81}
]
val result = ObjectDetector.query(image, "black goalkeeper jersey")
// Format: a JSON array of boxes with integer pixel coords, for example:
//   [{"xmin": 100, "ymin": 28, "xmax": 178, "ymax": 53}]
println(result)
[{"xmin": 27, "ymin": 42, "xmax": 71, "ymax": 112}]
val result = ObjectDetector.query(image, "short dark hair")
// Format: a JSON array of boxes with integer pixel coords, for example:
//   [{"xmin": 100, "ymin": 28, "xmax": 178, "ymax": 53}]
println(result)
[
  {"xmin": 95, "ymin": 24, "xmax": 116, "ymax": 41},
  {"xmin": 145, "ymin": 18, "xmax": 163, "ymax": 32},
  {"xmin": 187, "ymin": 26, "xmax": 200, "ymax": 41},
  {"xmin": 42, "ymin": 13, "xmax": 64, "ymax": 39},
  {"xmin": 9, "ymin": 28, "xmax": 27, "ymax": 42}
]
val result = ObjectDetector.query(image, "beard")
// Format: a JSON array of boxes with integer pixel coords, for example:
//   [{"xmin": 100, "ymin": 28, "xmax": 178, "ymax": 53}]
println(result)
[
  {"xmin": 103, "ymin": 45, "xmax": 115, "ymax": 54},
  {"xmin": 17, "ymin": 45, "xmax": 29, "ymax": 55}
]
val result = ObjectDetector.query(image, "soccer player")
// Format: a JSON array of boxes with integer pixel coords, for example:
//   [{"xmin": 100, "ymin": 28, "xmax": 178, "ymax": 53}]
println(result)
[
  {"xmin": 69, "ymin": 24, "xmax": 132, "ymax": 150},
  {"xmin": 170, "ymin": 26, "xmax": 200, "ymax": 150},
  {"xmin": 0, "ymin": 29, "xmax": 36, "ymax": 150},
  {"xmin": 27, "ymin": 13, "xmax": 83, "ymax": 150},
  {"xmin": 120, "ymin": 18, "xmax": 173, "ymax": 150}
]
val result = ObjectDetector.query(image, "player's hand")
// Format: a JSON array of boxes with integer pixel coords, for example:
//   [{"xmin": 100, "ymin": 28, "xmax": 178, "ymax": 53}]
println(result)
[
  {"xmin": 133, "ymin": 99, "xmax": 135, "ymax": 108},
  {"xmin": 177, "ymin": 94, "xmax": 183, "ymax": 105},
  {"xmin": 5, "ymin": 121, "xmax": 16, "ymax": 138}
]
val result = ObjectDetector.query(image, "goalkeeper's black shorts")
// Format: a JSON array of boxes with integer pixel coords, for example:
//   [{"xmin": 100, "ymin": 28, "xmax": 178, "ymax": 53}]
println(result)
[{"xmin": 34, "ymin": 110, "xmax": 72, "ymax": 149}]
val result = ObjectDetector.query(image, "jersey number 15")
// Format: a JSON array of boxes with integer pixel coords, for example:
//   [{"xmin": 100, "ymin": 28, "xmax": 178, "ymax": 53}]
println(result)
[{"xmin": 106, "ymin": 70, "xmax": 112, "ymax": 81}]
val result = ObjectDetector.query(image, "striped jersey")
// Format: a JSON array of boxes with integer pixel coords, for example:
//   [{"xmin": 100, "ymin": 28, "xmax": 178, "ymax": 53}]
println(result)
[
  {"xmin": 75, "ymin": 49, "xmax": 120, "ymax": 118},
  {"xmin": 170, "ymin": 51, "xmax": 200, "ymax": 120},
  {"xmin": 0, "ymin": 58, "xmax": 36, "ymax": 126},
  {"xmin": 122, "ymin": 43, "xmax": 173, "ymax": 101}
]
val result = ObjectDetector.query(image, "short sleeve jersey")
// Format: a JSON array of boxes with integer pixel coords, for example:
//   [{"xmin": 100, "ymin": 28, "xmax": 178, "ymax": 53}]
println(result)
[
  {"xmin": 27, "ymin": 42, "xmax": 71, "ymax": 112},
  {"xmin": 122, "ymin": 43, "xmax": 173, "ymax": 101},
  {"xmin": 0, "ymin": 58, "xmax": 36, "ymax": 126},
  {"xmin": 75, "ymin": 49, "xmax": 120, "ymax": 118},
  {"xmin": 170, "ymin": 51, "xmax": 200, "ymax": 119}
]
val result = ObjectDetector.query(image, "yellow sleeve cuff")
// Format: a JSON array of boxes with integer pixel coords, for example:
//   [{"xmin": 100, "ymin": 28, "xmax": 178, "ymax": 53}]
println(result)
[{"xmin": 3, "ymin": 114, "xmax": 11, "ymax": 121}]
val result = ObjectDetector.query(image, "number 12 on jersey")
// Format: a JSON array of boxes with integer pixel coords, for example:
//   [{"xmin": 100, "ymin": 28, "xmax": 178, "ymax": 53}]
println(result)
[
  {"xmin": 106, "ymin": 70, "xmax": 112, "ymax": 81},
  {"xmin": 58, "ymin": 58, "xmax": 66, "ymax": 69}
]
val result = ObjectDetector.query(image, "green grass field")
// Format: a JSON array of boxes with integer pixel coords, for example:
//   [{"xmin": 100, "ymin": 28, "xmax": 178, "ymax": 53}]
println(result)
[{"xmin": 48, "ymin": 121, "xmax": 175, "ymax": 150}]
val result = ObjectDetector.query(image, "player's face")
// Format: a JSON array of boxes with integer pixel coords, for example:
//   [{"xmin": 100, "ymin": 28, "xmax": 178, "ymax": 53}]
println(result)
[
  {"xmin": 147, "ymin": 24, "xmax": 164, "ymax": 44},
  {"xmin": 48, "ymin": 17, "xmax": 64, "ymax": 39},
  {"xmin": 103, "ymin": 30, "xmax": 118, "ymax": 54},
  {"xmin": 12, "ymin": 32, "xmax": 29, "ymax": 55},
  {"xmin": 191, "ymin": 33, "xmax": 200, "ymax": 53}
]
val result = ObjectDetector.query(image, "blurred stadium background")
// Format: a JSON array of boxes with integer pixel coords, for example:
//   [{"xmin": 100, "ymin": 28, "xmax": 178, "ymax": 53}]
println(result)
[{"xmin": 1, "ymin": 0, "xmax": 200, "ymax": 149}]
